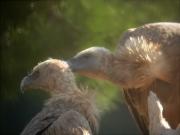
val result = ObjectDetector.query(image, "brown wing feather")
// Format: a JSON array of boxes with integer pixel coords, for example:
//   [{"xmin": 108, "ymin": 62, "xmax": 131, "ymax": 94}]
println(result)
[
  {"xmin": 116, "ymin": 22, "xmax": 180, "ymax": 135},
  {"xmin": 43, "ymin": 110, "xmax": 92, "ymax": 135},
  {"xmin": 20, "ymin": 103, "xmax": 68, "ymax": 135},
  {"xmin": 123, "ymin": 88, "xmax": 149, "ymax": 135},
  {"xmin": 123, "ymin": 77, "xmax": 180, "ymax": 135}
]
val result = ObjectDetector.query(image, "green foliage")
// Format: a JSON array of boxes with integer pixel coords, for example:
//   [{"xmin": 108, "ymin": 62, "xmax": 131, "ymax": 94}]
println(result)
[{"xmin": 1, "ymin": 0, "xmax": 179, "ymax": 102}]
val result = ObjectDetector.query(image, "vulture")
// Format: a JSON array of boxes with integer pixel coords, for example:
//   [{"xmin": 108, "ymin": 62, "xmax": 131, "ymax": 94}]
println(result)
[
  {"xmin": 20, "ymin": 59, "xmax": 99, "ymax": 135},
  {"xmin": 67, "ymin": 22, "xmax": 180, "ymax": 134},
  {"xmin": 148, "ymin": 91, "xmax": 180, "ymax": 135}
]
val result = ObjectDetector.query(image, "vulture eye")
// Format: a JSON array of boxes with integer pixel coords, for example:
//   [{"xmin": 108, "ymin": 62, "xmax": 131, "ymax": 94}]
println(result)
[
  {"xmin": 32, "ymin": 70, "xmax": 40, "ymax": 79},
  {"xmin": 82, "ymin": 54, "xmax": 91, "ymax": 59}
]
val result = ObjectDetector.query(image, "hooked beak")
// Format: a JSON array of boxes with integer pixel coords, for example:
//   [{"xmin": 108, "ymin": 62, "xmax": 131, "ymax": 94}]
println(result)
[{"xmin": 20, "ymin": 76, "xmax": 33, "ymax": 93}]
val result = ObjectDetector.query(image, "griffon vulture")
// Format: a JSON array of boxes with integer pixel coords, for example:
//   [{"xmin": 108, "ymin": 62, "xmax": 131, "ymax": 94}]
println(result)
[
  {"xmin": 148, "ymin": 91, "xmax": 180, "ymax": 135},
  {"xmin": 20, "ymin": 59, "xmax": 99, "ymax": 135},
  {"xmin": 67, "ymin": 22, "xmax": 180, "ymax": 134}
]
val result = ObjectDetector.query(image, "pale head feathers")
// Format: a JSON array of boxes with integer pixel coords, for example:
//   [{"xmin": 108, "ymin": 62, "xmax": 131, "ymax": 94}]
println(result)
[
  {"xmin": 21, "ymin": 58, "xmax": 78, "ymax": 94},
  {"xmin": 117, "ymin": 36, "xmax": 162, "ymax": 64},
  {"xmin": 111, "ymin": 36, "xmax": 167, "ymax": 88},
  {"xmin": 33, "ymin": 58, "xmax": 69, "ymax": 72}
]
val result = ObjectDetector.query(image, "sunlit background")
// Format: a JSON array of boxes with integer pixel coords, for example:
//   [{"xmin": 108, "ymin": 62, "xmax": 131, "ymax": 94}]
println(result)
[{"xmin": 1, "ymin": 0, "xmax": 180, "ymax": 134}]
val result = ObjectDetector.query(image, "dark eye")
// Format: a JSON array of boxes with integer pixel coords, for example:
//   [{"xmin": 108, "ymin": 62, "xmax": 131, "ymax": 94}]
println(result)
[
  {"xmin": 31, "ymin": 70, "xmax": 40, "ymax": 79},
  {"xmin": 82, "ymin": 54, "xmax": 91, "ymax": 59}
]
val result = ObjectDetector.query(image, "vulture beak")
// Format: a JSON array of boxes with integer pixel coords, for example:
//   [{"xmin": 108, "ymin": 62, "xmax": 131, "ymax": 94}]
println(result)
[{"xmin": 20, "ymin": 76, "xmax": 33, "ymax": 93}]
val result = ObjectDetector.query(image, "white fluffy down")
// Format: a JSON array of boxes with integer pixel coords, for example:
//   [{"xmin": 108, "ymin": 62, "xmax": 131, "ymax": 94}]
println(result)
[{"xmin": 148, "ymin": 91, "xmax": 180, "ymax": 135}]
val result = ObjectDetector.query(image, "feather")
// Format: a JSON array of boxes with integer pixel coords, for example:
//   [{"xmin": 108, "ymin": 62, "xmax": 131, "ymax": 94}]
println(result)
[
  {"xmin": 20, "ymin": 59, "xmax": 99, "ymax": 135},
  {"xmin": 68, "ymin": 22, "xmax": 180, "ymax": 135}
]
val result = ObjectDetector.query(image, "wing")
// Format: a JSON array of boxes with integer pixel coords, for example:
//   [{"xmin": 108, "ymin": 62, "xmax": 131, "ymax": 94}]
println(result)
[
  {"xmin": 123, "ymin": 88, "xmax": 149, "ymax": 135},
  {"xmin": 42, "ymin": 110, "xmax": 92, "ymax": 135},
  {"xmin": 21, "ymin": 103, "xmax": 68, "ymax": 135},
  {"xmin": 148, "ymin": 91, "xmax": 171, "ymax": 135},
  {"xmin": 123, "ymin": 79, "xmax": 180, "ymax": 135},
  {"xmin": 116, "ymin": 22, "xmax": 180, "ymax": 135},
  {"xmin": 148, "ymin": 91, "xmax": 180, "ymax": 135},
  {"xmin": 21, "ymin": 102, "xmax": 92, "ymax": 135}
]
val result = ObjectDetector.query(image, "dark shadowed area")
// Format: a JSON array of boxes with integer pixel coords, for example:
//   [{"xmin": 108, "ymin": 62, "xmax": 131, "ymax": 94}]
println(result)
[{"xmin": 0, "ymin": 0, "xmax": 179, "ymax": 134}]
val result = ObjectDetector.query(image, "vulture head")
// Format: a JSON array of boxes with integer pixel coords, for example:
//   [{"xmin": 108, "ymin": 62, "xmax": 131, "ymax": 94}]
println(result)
[
  {"xmin": 68, "ymin": 47, "xmax": 113, "ymax": 80},
  {"xmin": 21, "ymin": 59, "xmax": 77, "ymax": 93},
  {"xmin": 68, "ymin": 44, "xmax": 157, "ymax": 88}
]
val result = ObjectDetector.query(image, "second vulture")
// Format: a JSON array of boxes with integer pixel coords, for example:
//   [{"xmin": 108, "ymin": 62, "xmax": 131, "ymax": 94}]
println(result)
[
  {"xmin": 20, "ymin": 59, "xmax": 99, "ymax": 135},
  {"xmin": 68, "ymin": 22, "xmax": 180, "ymax": 135}
]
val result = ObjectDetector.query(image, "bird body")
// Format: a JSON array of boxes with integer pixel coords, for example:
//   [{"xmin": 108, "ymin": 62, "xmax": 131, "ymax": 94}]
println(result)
[
  {"xmin": 113, "ymin": 22, "xmax": 180, "ymax": 87},
  {"xmin": 21, "ymin": 91, "xmax": 97, "ymax": 135},
  {"xmin": 68, "ymin": 22, "xmax": 180, "ymax": 134},
  {"xmin": 114, "ymin": 23, "xmax": 180, "ymax": 134},
  {"xmin": 20, "ymin": 59, "xmax": 99, "ymax": 135}
]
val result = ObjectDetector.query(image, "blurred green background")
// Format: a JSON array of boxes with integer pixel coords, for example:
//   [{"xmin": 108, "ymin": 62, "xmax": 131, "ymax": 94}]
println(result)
[{"xmin": 0, "ymin": 0, "xmax": 179, "ymax": 134}]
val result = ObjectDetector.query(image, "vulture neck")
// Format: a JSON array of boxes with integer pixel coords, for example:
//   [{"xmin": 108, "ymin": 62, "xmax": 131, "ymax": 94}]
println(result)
[
  {"xmin": 105, "ymin": 53, "xmax": 173, "ymax": 88},
  {"xmin": 49, "ymin": 81, "xmax": 79, "ymax": 96},
  {"xmin": 103, "ymin": 55, "xmax": 127, "ymax": 86},
  {"xmin": 105, "ymin": 55, "xmax": 154, "ymax": 88}
]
